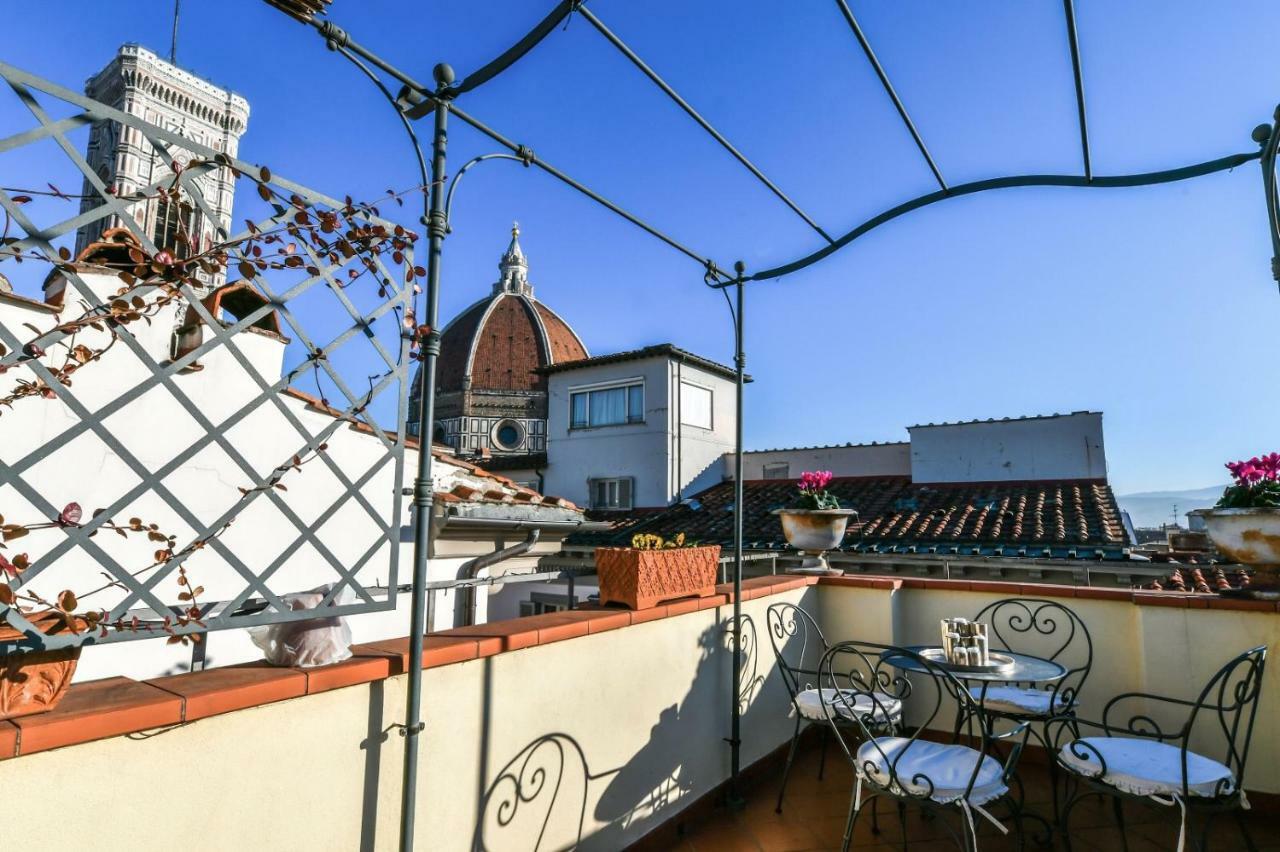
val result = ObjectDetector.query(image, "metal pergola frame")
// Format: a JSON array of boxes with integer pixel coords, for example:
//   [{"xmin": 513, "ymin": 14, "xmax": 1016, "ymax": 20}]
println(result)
[{"xmin": 262, "ymin": 1, "xmax": 1280, "ymax": 848}]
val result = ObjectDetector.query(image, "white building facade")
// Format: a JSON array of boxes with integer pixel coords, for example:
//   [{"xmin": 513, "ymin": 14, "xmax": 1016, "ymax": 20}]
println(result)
[{"xmin": 540, "ymin": 346, "xmax": 741, "ymax": 510}]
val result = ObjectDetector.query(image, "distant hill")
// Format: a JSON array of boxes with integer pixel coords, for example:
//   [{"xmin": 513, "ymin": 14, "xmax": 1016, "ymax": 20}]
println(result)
[{"xmin": 1116, "ymin": 484, "xmax": 1226, "ymax": 529}]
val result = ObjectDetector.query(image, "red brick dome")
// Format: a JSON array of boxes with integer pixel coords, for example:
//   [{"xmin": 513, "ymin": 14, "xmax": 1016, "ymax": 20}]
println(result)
[
  {"xmin": 436, "ymin": 292, "xmax": 587, "ymax": 393},
  {"xmin": 410, "ymin": 225, "xmax": 587, "ymax": 430}
]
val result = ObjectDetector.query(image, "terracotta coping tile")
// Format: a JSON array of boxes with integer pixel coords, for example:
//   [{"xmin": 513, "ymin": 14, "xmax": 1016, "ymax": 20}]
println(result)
[
  {"xmin": 697, "ymin": 593, "xmax": 731, "ymax": 612},
  {"xmin": 628, "ymin": 603, "xmax": 670, "ymax": 625},
  {"xmin": 965, "ymin": 580, "xmax": 1026, "ymax": 595},
  {"xmin": 665, "ymin": 597, "xmax": 704, "ymax": 617},
  {"xmin": 1204, "ymin": 597, "xmax": 1278, "ymax": 614},
  {"xmin": 146, "ymin": 662, "xmax": 306, "ymax": 722},
  {"xmin": 1132, "ymin": 592, "xmax": 1191, "ymax": 609},
  {"xmin": 580, "ymin": 608, "xmax": 633, "ymax": 634},
  {"xmin": 0, "ymin": 720, "xmax": 17, "ymax": 759},
  {"xmin": 14, "ymin": 677, "xmax": 182, "ymax": 755},
  {"xmin": 434, "ymin": 620, "xmax": 542, "ymax": 652},
  {"xmin": 818, "ymin": 576, "xmax": 903, "ymax": 590},
  {"xmin": 300, "ymin": 651, "xmax": 397, "ymax": 695},
  {"xmin": 1073, "ymin": 587, "xmax": 1133, "ymax": 602},
  {"xmin": 356, "ymin": 635, "xmax": 492, "ymax": 670},
  {"xmin": 917, "ymin": 579, "xmax": 972, "ymax": 591}
]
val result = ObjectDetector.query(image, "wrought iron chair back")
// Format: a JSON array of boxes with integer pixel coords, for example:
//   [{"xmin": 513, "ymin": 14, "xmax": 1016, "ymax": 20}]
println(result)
[
  {"xmin": 1095, "ymin": 644, "xmax": 1267, "ymax": 800},
  {"xmin": 820, "ymin": 640, "xmax": 1019, "ymax": 805},
  {"xmin": 974, "ymin": 597, "xmax": 1093, "ymax": 710},
  {"xmin": 766, "ymin": 601, "xmax": 829, "ymax": 714}
]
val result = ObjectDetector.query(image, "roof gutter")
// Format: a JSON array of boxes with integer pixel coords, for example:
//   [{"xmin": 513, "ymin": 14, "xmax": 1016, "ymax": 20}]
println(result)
[
  {"xmin": 434, "ymin": 514, "xmax": 612, "ymax": 533},
  {"xmin": 459, "ymin": 529, "xmax": 540, "ymax": 627}
]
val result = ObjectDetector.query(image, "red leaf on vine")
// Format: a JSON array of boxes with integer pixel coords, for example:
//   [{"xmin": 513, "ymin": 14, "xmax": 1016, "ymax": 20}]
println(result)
[
  {"xmin": 58, "ymin": 502, "xmax": 83, "ymax": 526},
  {"xmin": 0, "ymin": 553, "xmax": 18, "ymax": 578}
]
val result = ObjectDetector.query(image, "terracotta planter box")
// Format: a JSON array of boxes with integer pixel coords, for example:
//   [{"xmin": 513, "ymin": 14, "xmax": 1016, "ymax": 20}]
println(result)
[
  {"xmin": 595, "ymin": 545, "xmax": 721, "ymax": 611},
  {"xmin": 0, "ymin": 616, "xmax": 83, "ymax": 721}
]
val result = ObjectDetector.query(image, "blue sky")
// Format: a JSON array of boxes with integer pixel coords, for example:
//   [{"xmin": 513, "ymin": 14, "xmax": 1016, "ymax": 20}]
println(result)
[{"xmin": 3, "ymin": 1, "xmax": 1278, "ymax": 494}]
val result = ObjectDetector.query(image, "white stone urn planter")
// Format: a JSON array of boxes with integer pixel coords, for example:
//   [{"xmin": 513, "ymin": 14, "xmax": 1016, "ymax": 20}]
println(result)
[
  {"xmin": 772, "ymin": 508, "xmax": 858, "ymax": 575},
  {"xmin": 1201, "ymin": 507, "xmax": 1280, "ymax": 585}
]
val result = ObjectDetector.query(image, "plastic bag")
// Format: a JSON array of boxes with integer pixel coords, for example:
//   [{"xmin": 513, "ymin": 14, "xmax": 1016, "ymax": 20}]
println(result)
[{"xmin": 248, "ymin": 584, "xmax": 355, "ymax": 668}]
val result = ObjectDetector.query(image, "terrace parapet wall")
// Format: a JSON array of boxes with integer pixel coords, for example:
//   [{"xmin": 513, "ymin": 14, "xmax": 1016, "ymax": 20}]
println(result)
[{"xmin": 0, "ymin": 575, "xmax": 1275, "ymax": 850}]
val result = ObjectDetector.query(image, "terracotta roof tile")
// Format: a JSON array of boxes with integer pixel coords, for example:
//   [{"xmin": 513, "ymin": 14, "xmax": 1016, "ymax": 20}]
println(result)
[{"xmin": 572, "ymin": 476, "xmax": 1128, "ymax": 555}]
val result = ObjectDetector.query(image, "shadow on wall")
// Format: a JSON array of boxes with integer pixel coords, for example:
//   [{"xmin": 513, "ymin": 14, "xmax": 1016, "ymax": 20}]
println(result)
[{"xmin": 454, "ymin": 615, "xmax": 775, "ymax": 852}]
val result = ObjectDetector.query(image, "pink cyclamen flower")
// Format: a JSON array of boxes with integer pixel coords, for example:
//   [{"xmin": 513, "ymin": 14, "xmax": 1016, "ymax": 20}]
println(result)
[
  {"xmin": 798, "ymin": 470, "xmax": 833, "ymax": 492},
  {"xmin": 1259, "ymin": 453, "xmax": 1280, "ymax": 480}
]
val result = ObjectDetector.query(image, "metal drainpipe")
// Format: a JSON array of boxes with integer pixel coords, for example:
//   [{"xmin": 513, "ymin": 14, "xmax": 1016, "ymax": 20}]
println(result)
[
  {"xmin": 400, "ymin": 63, "xmax": 453, "ymax": 852},
  {"xmin": 459, "ymin": 529, "xmax": 541, "ymax": 627}
]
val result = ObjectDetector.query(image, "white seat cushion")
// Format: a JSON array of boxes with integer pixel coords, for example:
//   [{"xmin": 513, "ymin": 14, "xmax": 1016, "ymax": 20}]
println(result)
[
  {"xmin": 1058, "ymin": 737, "xmax": 1236, "ymax": 799},
  {"xmin": 857, "ymin": 737, "xmax": 1008, "ymax": 805},
  {"xmin": 794, "ymin": 688, "xmax": 902, "ymax": 724},
  {"xmin": 969, "ymin": 685, "xmax": 1075, "ymax": 716}
]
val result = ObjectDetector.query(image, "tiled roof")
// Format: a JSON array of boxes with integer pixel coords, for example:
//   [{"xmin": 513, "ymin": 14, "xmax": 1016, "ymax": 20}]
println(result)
[
  {"xmin": 537, "ymin": 343, "xmax": 750, "ymax": 383},
  {"xmin": 1140, "ymin": 566, "xmax": 1251, "ymax": 594},
  {"xmin": 572, "ymin": 476, "xmax": 1128, "ymax": 557},
  {"xmin": 280, "ymin": 388, "xmax": 578, "ymax": 511}
]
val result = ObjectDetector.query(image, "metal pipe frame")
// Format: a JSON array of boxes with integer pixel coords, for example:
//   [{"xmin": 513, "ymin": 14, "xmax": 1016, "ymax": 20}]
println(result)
[
  {"xmin": 396, "ymin": 62, "xmax": 453, "ymax": 852},
  {"xmin": 577, "ymin": 4, "xmax": 833, "ymax": 243},
  {"xmin": 267, "ymin": 4, "xmax": 1280, "ymax": 846},
  {"xmin": 833, "ymin": 0, "xmax": 946, "ymax": 191},
  {"xmin": 1062, "ymin": 0, "xmax": 1093, "ymax": 181}
]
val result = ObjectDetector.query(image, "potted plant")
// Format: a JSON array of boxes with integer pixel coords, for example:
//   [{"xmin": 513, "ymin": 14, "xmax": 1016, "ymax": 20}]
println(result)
[
  {"xmin": 595, "ymin": 533, "xmax": 720, "ymax": 611},
  {"xmin": 772, "ymin": 470, "xmax": 857, "ymax": 575},
  {"xmin": 1202, "ymin": 453, "xmax": 1280, "ymax": 586}
]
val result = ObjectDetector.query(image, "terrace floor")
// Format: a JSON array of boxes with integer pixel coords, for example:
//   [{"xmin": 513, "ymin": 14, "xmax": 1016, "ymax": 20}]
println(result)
[{"xmin": 658, "ymin": 738, "xmax": 1277, "ymax": 851}]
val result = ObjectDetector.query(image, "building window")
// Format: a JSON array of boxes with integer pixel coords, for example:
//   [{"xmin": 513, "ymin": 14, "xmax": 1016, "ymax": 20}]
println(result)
[
  {"xmin": 570, "ymin": 383, "xmax": 643, "ymax": 428},
  {"xmin": 680, "ymin": 381, "xmax": 713, "ymax": 429},
  {"xmin": 153, "ymin": 197, "xmax": 194, "ymax": 258},
  {"xmin": 589, "ymin": 477, "xmax": 633, "ymax": 511},
  {"xmin": 519, "ymin": 595, "xmax": 570, "ymax": 617},
  {"xmin": 762, "ymin": 462, "xmax": 790, "ymax": 480},
  {"xmin": 492, "ymin": 419, "xmax": 525, "ymax": 451}
]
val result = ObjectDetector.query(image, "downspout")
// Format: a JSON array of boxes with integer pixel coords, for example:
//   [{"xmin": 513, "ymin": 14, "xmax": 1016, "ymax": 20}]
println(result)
[{"xmin": 459, "ymin": 528, "xmax": 541, "ymax": 626}]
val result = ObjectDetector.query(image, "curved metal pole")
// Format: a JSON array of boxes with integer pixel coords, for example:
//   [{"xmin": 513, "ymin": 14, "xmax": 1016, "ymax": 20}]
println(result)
[
  {"xmin": 332, "ymin": 46, "xmax": 430, "ymax": 199},
  {"xmin": 1258, "ymin": 112, "xmax": 1280, "ymax": 289},
  {"xmin": 443, "ymin": 153, "xmax": 529, "ymax": 232},
  {"xmin": 730, "ymin": 151, "xmax": 1263, "ymax": 284}
]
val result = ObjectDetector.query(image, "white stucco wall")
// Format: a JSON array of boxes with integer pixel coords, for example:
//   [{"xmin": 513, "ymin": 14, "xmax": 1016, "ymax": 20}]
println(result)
[
  {"xmin": 543, "ymin": 354, "xmax": 738, "ymax": 509},
  {"xmin": 0, "ymin": 272, "xmax": 568, "ymax": 681},
  {"xmin": 908, "ymin": 411, "xmax": 1107, "ymax": 483},
  {"xmin": 727, "ymin": 442, "xmax": 911, "ymax": 482}
]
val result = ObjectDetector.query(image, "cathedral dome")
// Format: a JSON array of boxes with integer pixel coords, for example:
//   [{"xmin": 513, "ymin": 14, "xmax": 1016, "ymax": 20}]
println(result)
[{"xmin": 410, "ymin": 225, "xmax": 587, "ymax": 436}]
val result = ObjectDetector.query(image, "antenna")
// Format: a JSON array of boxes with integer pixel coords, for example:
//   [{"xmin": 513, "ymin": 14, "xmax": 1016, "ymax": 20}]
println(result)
[
  {"xmin": 170, "ymin": 0, "xmax": 181, "ymax": 65},
  {"xmin": 1171, "ymin": 502, "xmax": 1179, "ymax": 528}
]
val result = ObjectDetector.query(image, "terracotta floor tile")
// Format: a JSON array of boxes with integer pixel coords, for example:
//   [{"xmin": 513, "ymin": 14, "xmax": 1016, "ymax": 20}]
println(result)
[{"xmin": 654, "ymin": 738, "xmax": 1274, "ymax": 851}]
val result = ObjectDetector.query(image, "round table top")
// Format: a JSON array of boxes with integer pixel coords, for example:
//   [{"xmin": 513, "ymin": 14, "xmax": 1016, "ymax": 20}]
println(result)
[{"xmin": 882, "ymin": 645, "xmax": 1067, "ymax": 684}]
